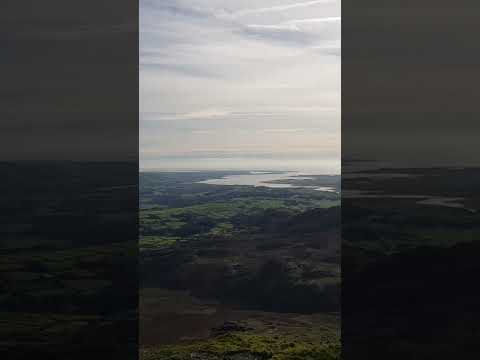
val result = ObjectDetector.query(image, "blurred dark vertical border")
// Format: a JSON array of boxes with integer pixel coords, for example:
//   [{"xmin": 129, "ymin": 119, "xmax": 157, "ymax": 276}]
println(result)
[
  {"xmin": 1, "ymin": 1, "xmax": 138, "ymax": 359},
  {"xmin": 342, "ymin": 1, "xmax": 480, "ymax": 359}
]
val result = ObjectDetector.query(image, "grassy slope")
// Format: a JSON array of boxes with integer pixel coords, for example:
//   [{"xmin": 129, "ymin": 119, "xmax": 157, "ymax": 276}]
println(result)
[{"xmin": 141, "ymin": 333, "xmax": 340, "ymax": 360}]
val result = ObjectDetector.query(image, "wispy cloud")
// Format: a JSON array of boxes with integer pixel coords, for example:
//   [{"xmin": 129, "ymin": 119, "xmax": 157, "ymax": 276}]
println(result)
[
  {"xmin": 261, "ymin": 128, "xmax": 307, "ymax": 133},
  {"xmin": 141, "ymin": 109, "xmax": 231, "ymax": 121},
  {"xmin": 218, "ymin": 0, "xmax": 334, "ymax": 18},
  {"xmin": 246, "ymin": 23, "xmax": 301, "ymax": 32},
  {"xmin": 140, "ymin": 0, "xmax": 340, "ymax": 169},
  {"xmin": 286, "ymin": 16, "xmax": 341, "ymax": 25}
]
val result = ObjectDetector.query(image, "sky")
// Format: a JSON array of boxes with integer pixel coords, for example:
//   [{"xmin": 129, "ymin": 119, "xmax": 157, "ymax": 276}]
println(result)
[{"xmin": 140, "ymin": 0, "xmax": 340, "ymax": 172}]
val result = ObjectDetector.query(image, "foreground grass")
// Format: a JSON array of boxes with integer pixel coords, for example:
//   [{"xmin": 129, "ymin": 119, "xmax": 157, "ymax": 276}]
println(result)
[{"xmin": 141, "ymin": 333, "xmax": 340, "ymax": 360}]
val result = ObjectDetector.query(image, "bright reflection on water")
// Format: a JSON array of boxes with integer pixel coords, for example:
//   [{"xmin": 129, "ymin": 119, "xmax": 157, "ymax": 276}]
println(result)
[{"xmin": 198, "ymin": 171, "xmax": 336, "ymax": 192}]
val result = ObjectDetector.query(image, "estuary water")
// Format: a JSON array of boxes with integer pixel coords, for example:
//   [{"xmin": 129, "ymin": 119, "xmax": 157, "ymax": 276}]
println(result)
[{"xmin": 198, "ymin": 171, "xmax": 337, "ymax": 192}]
